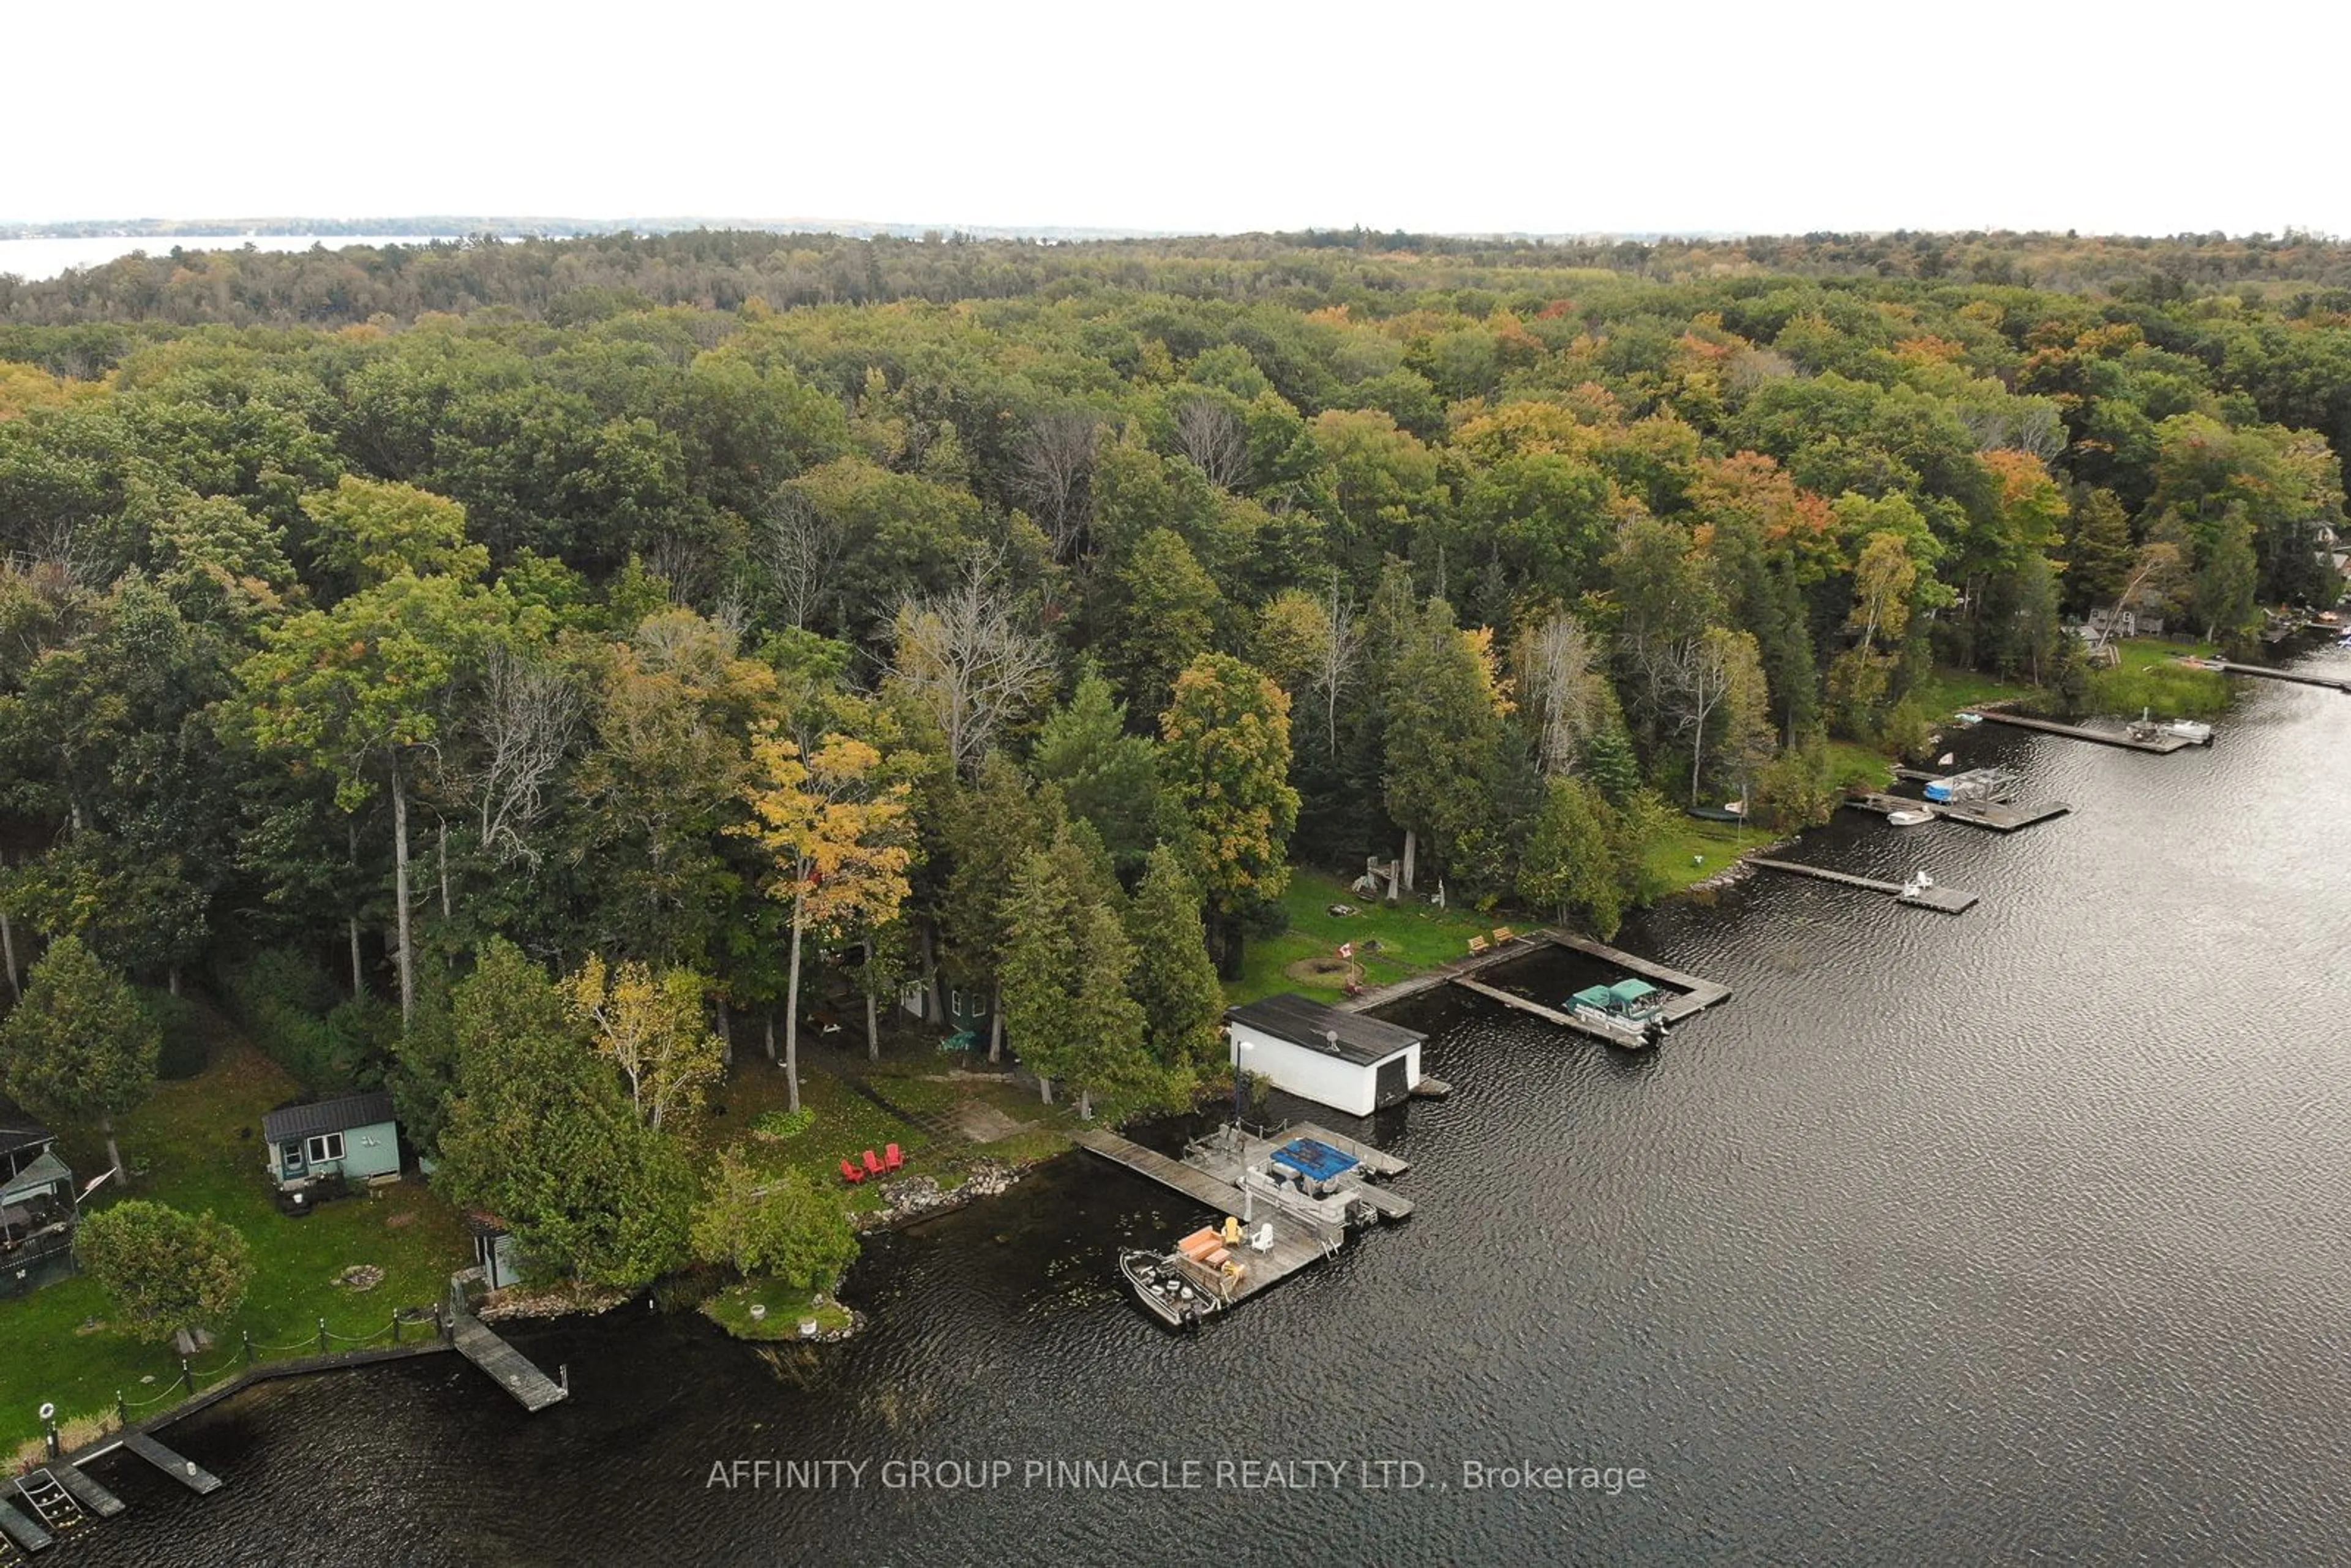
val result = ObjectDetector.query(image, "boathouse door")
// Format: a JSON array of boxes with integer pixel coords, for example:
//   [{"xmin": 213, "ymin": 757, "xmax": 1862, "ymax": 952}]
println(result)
[
  {"xmin": 280, "ymin": 1141, "xmax": 308, "ymax": 1181},
  {"xmin": 1374, "ymin": 1055, "xmax": 1409, "ymax": 1109}
]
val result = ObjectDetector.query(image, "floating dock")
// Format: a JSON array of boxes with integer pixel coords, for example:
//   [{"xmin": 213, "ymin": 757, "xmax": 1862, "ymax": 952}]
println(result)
[
  {"xmin": 50, "ymin": 1461, "xmax": 124, "ymax": 1518},
  {"xmin": 1748, "ymin": 858, "xmax": 1978, "ymax": 913},
  {"xmin": 2192, "ymin": 658, "xmax": 2351, "ymax": 692},
  {"xmin": 0, "ymin": 1496, "xmax": 52, "ymax": 1553},
  {"xmin": 1974, "ymin": 712, "xmax": 2194, "ymax": 753},
  {"xmin": 1077, "ymin": 1122, "xmax": 1412, "ymax": 1313},
  {"xmin": 448, "ymin": 1292, "xmax": 569, "ymax": 1412},
  {"xmin": 119, "ymin": 1431, "xmax": 222, "ymax": 1495},
  {"xmin": 1844, "ymin": 790, "xmax": 2071, "ymax": 832}
]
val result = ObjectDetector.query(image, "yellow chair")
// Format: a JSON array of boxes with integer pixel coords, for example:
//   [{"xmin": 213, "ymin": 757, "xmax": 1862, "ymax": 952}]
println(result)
[{"xmin": 1467, "ymin": 936, "xmax": 1488, "ymax": 954}]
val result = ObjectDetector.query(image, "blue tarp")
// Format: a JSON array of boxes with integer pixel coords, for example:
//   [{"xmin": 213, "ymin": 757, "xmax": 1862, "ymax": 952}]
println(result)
[{"xmin": 1271, "ymin": 1138, "xmax": 1359, "ymax": 1183}]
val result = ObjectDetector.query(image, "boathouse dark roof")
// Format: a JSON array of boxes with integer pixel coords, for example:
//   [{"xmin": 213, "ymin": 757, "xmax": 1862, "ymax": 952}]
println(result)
[
  {"xmin": 263, "ymin": 1092, "xmax": 397, "ymax": 1146},
  {"xmin": 1226, "ymin": 994, "xmax": 1423, "ymax": 1067}
]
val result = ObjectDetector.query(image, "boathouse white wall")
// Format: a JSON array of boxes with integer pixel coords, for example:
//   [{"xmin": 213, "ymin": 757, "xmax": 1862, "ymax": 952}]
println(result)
[{"xmin": 1228, "ymin": 1022, "xmax": 1419, "ymax": 1118}]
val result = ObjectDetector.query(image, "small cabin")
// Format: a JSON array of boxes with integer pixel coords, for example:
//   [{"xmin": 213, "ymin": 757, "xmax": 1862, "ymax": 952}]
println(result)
[
  {"xmin": 2, "ymin": 1111, "xmax": 76, "ymax": 1296},
  {"xmin": 263, "ymin": 1092, "xmax": 402, "ymax": 1192},
  {"xmin": 1226, "ymin": 994, "xmax": 1426, "ymax": 1118}
]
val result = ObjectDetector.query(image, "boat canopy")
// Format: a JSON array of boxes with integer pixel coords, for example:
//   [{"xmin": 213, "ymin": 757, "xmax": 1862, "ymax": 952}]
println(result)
[
  {"xmin": 1608, "ymin": 978, "xmax": 1661, "ymax": 1009},
  {"xmin": 1570, "ymin": 984, "xmax": 1618, "ymax": 1010}
]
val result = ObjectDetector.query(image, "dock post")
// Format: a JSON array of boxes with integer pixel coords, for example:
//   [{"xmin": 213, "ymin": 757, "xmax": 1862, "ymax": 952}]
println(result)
[
  {"xmin": 317, "ymin": 1318, "xmax": 329, "ymax": 1354},
  {"xmin": 390, "ymin": 1311, "xmax": 400, "ymax": 1346},
  {"xmin": 179, "ymin": 1359, "xmax": 193, "ymax": 1395},
  {"xmin": 242, "ymin": 1330, "xmax": 255, "ymax": 1367},
  {"xmin": 116, "ymin": 1390, "xmax": 127, "ymax": 1427},
  {"xmin": 42, "ymin": 1405, "xmax": 58, "ymax": 1460},
  {"xmin": 559, "ymin": 1363, "xmax": 570, "ymax": 1395}
]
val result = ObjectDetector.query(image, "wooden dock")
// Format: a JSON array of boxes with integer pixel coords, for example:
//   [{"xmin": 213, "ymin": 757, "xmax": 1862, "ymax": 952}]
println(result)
[
  {"xmin": 1542, "ymin": 931, "xmax": 1731, "ymax": 1022},
  {"xmin": 1974, "ymin": 711, "xmax": 2194, "ymax": 753},
  {"xmin": 120, "ymin": 1431, "xmax": 222, "ymax": 1495},
  {"xmin": 1844, "ymin": 791, "xmax": 2071, "ymax": 832},
  {"xmin": 448, "ymin": 1304, "xmax": 569, "ymax": 1412},
  {"xmin": 0, "ymin": 1496, "xmax": 52, "ymax": 1553},
  {"xmin": 1338, "ymin": 929, "xmax": 1543, "ymax": 1013},
  {"xmin": 2195, "ymin": 658, "xmax": 2351, "ymax": 693},
  {"xmin": 1748, "ymin": 858, "xmax": 1978, "ymax": 913},
  {"xmin": 1450, "ymin": 975, "xmax": 1659, "ymax": 1048},
  {"xmin": 50, "ymin": 1461, "xmax": 124, "ymax": 1518},
  {"xmin": 1077, "ymin": 1122, "xmax": 1419, "ymax": 1313}
]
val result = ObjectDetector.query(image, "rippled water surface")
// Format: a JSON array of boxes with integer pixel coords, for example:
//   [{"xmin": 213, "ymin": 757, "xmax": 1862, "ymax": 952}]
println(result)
[{"xmin": 61, "ymin": 651, "xmax": 2351, "ymax": 1565}]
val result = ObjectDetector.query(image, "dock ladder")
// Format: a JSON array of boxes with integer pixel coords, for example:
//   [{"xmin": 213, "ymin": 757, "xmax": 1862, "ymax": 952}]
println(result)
[{"xmin": 13, "ymin": 1466, "xmax": 85, "ymax": 1537}]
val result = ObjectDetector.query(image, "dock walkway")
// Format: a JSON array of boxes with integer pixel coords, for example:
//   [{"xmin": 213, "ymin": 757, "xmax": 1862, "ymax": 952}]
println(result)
[
  {"xmin": 1844, "ymin": 791, "xmax": 2071, "ymax": 832},
  {"xmin": 1749, "ymin": 858, "xmax": 1978, "ymax": 913},
  {"xmin": 2196, "ymin": 658, "xmax": 2351, "ymax": 693},
  {"xmin": 120, "ymin": 1432, "xmax": 221, "ymax": 1495},
  {"xmin": 1450, "ymin": 976, "xmax": 1650, "ymax": 1048},
  {"xmin": 1071, "ymin": 1128, "xmax": 1251, "ymax": 1221},
  {"xmin": 50, "ymin": 1462, "xmax": 123, "ymax": 1518},
  {"xmin": 1975, "ymin": 711, "xmax": 2193, "ymax": 753},
  {"xmin": 448, "ymin": 1291, "xmax": 568, "ymax": 1412},
  {"xmin": 0, "ymin": 1496, "xmax": 52, "ymax": 1553},
  {"xmin": 1543, "ymin": 932, "xmax": 1731, "ymax": 1021},
  {"xmin": 1339, "ymin": 930, "xmax": 1542, "ymax": 1013}
]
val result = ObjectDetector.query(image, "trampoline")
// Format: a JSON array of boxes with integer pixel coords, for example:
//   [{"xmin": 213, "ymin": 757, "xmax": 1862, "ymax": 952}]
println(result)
[{"xmin": 1271, "ymin": 1137, "xmax": 1360, "ymax": 1183}]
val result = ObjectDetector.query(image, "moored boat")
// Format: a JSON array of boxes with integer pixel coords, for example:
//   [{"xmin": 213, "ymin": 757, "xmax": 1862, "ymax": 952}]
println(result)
[
  {"xmin": 1119, "ymin": 1247, "xmax": 1221, "ymax": 1329},
  {"xmin": 1886, "ymin": 808, "xmax": 1933, "ymax": 827},
  {"xmin": 1566, "ymin": 979, "xmax": 1668, "ymax": 1048}
]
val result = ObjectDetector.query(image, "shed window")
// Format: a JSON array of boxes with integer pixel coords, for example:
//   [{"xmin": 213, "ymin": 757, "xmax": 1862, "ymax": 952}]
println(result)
[{"xmin": 307, "ymin": 1132, "xmax": 345, "ymax": 1164}]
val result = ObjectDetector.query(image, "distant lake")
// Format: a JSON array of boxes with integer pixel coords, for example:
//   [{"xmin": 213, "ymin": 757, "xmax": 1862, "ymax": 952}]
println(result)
[{"xmin": 0, "ymin": 234, "xmax": 471, "ymax": 282}]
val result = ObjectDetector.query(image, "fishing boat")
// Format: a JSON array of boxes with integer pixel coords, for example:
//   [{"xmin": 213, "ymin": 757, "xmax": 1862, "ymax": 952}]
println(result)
[
  {"xmin": 1953, "ymin": 712, "xmax": 1984, "ymax": 726},
  {"xmin": 1566, "ymin": 978, "xmax": 1668, "ymax": 1048},
  {"xmin": 1886, "ymin": 808, "xmax": 1933, "ymax": 827},
  {"xmin": 2160, "ymin": 717, "xmax": 2214, "ymax": 744},
  {"xmin": 1119, "ymin": 1247, "xmax": 1223, "ymax": 1329}
]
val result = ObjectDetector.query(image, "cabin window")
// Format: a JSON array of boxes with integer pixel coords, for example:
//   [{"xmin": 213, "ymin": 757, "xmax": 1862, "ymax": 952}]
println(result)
[
  {"xmin": 950, "ymin": 989, "xmax": 965, "ymax": 1018},
  {"xmin": 306, "ymin": 1132, "xmax": 345, "ymax": 1164}
]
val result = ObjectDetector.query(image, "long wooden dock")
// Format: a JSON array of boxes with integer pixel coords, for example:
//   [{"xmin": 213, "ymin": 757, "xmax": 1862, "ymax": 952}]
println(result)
[
  {"xmin": 1450, "ymin": 975, "xmax": 1659, "ymax": 1048},
  {"xmin": 1974, "ymin": 711, "xmax": 2193, "ymax": 753},
  {"xmin": 1072, "ymin": 1128, "xmax": 1250, "ymax": 1220},
  {"xmin": 120, "ymin": 1431, "xmax": 222, "ymax": 1495},
  {"xmin": 2195, "ymin": 658, "xmax": 2351, "ymax": 693},
  {"xmin": 50, "ymin": 1461, "xmax": 124, "ymax": 1518},
  {"xmin": 448, "ymin": 1305, "xmax": 569, "ymax": 1412},
  {"xmin": 1338, "ymin": 929, "xmax": 1543, "ymax": 1013},
  {"xmin": 1749, "ymin": 858, "xmax": 1978, "ymax": 913},
  {"xmin": 1844, "ymin": 791, "xmax": 2071, "ymax": 832}
]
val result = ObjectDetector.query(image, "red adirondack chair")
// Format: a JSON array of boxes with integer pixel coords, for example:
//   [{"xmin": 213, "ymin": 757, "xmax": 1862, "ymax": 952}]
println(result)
[
  {"xmin": 840, "ymin": 1158, "xmax": 865, "ymax": 1185},
  {"xmin": 885, "ymin": 1142, "xmax": 904, "ymax": 1171},
  {"xmin": 862, "ymin": 1149, "xmax": 884, "ymax": 1177}
]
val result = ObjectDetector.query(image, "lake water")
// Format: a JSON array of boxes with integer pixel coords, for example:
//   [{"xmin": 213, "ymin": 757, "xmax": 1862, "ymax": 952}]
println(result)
[
  {"xmin": 0, "ymin": 236, "xmax": 468, "ymax": 282},
  {"xmin": 54, "ymin": 648, "xmax": 2351, "ymax": 1565}
]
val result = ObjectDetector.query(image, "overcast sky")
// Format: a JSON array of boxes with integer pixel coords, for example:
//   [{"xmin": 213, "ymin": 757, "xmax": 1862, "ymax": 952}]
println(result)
[{"xmin": 10, "ymin": 0, "xmax": 2340, "ymax": 237}]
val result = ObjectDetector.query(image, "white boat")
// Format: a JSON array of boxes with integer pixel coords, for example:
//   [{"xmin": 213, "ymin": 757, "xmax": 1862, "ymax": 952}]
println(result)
[
  {"xmin": 1565, "ymin": 980, "xmax": 1669, "ymax": 1048},
  {"xmin": 1886, "ymin": 808, "xmax": 1933, "ymax": 827},
  {"xmin": 1953, "ymin": 712, "xmax": 1984, "ymax": 726},
  {"xmin": 2159, "ymin": 718, "xmax": 2214, "ymax": 745}
]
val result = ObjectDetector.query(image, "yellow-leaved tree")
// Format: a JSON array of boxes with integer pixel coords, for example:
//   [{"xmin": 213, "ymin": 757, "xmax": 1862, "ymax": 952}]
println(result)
[
  {"xmin": 568, "ymin": 954, "xmax": 724, "ymax": 1132},
  {"xmin": 736, "ymin": 724, "xmax": 914, "ymax": 1111}
]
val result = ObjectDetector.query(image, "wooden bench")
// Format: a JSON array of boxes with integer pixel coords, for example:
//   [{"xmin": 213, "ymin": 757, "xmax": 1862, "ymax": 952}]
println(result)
[{"xmin": 1466, "ymin": 936, "xmax": 1488, "ymax": 954}]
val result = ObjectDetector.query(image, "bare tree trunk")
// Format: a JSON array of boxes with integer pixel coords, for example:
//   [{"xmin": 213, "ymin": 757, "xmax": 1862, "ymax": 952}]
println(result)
[
  {"xmin": 864, "ymin": 938, "xmax": 881, "ymax": 1061},
  {"xmin": 390, "ymin": 754, "xmax": 416, "ymax": 1027},
  {"xmin": 348, "ymin": 918, "xmax": 364, "ymax": 998},
  {"xmin": 1039, "ymin": 1075, "xmax": 1053, "ymax": 1105},
  {"xmin": 0, "ymin": 903, "xmax": 19, "ymax": 1003},
  {"xmin": 1078, "ymin": 1087, "xmax": 1093, "ymax": 1119},
  {"xmin": 1401, "ymin": 830, "xmax": 1417, "ymax": 893},
  {"xmin": 919, "ymin": 922, "xmax": 945, "ymax": 1022},
  {"xmin": 764, "ymin": 1011, "xmax": 777, "ymax": 1065},
  {"xmin": 988, "ymin": 984, "xmax": 1003, "ymax": 1065},
  {"xmin": 168, "ymin": 968, "xmax": 180, "ymax": 997},
  {"xmin": 716, "ymin": 996, "xmax": 733, "ymax": 1068},
  {"xmin": 101, "ymin": 1114, "xmax": 126, "ymax": 1187},
  {"xmin": 782, "ymin": 893, "xmax": 805, "ymax": 1114},
  {"xmin": 438, "ymin": 819, "xmax": 452, "ymax": 921}
]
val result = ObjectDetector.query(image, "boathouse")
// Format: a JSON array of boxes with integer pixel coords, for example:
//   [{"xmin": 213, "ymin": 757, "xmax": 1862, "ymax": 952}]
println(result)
[
  {"xmin": 263, "ymin": 1092, "xmax": 401, "ymax": 1192},
  {"xmin": 1, "ymin": 1109, "xmax": 75, "ymax": 1297},
  {"xmin": 1226, "ymin": 994, "xmax": 1425, "ymax": 1117}
]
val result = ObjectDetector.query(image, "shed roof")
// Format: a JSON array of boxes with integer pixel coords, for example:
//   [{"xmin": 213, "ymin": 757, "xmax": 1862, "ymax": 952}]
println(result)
[
  {"xmin": 1226, "ymin": 993, "xmax": 1423, "ymax": 1068},
  {"xmin": 263, "ymin": 1092, "xmax": 397, "ymax": 1145}
]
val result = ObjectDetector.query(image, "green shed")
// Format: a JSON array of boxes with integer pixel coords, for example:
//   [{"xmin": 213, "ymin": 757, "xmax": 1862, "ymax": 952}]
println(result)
[{"xmin": 263, "ymin": 1092, "xmax": 402, "ymax": 1192}]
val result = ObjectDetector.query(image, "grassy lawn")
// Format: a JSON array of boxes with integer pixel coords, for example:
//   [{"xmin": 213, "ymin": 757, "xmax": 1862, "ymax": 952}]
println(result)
[
  {"xmin": 699, "ymin": 1045, "xmax": 1081, "ymax": 1215},
  {"xmin": 3, "ymin": 1018, "xmax": 468, "ymax": 1455},
  {"xmin": 2088, "ymin": 638, "xmax": 2229, "ymax": 718},
  {"xmin": 1823, "ymin": 741, "xmax": 1895, "ymax": 792},
  {"xmin": 1910, "ymin": 664, "xmax": 2041, "ymax": 717},
  {"xmin": 702, "ymin": 1277, "xmax": 855, "ymax": 1341},
  {"xmin": 1643, "ymin": 816, "xmax": 1770, "ymax": 898},
  {"xmin": 1226, "ymin": 867, "xmax": 1515, "ymax": 1006}
]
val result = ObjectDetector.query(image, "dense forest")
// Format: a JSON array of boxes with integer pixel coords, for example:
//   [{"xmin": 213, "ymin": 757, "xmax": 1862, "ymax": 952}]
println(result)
[{"xmin": 2, "ymin": 230, "xmax": 2345, "ymax": 1285}]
